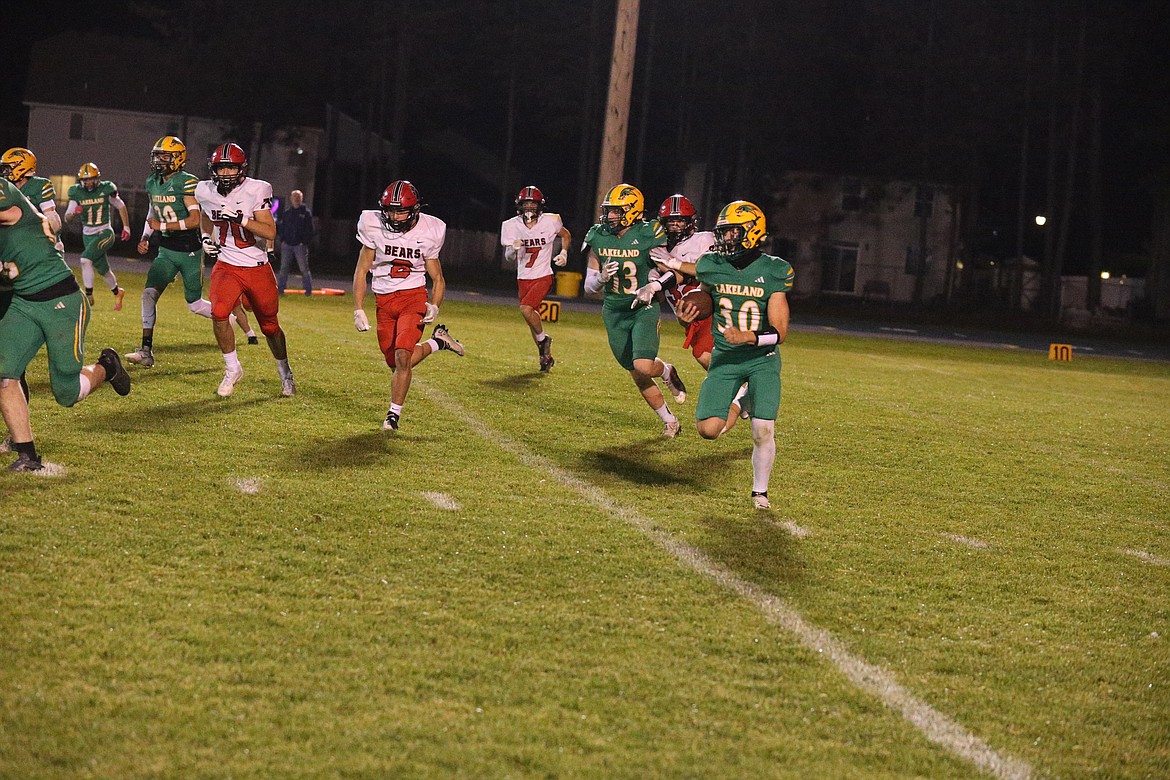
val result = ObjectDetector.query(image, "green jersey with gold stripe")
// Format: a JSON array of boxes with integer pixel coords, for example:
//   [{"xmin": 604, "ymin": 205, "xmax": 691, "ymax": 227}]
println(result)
[
  {"xmin": 0, "ymin": 179, "xmax": 73, "ymax": 296},
  {"xmin": 146, "ymin": 170, "xmax": 200, "ymax": 251},
  {"xmin": 19, "ymin": 175, "xmax": 57, "ymax": 211},
  {"xmin": 695, "ymin": 250, "xmax": 794, "ymax": 361},
  {"xmin": 67, "ymin": 180, "xmax": 120, "ymax": 231},
  {"xmin": 583, "ymin": 220, "xmax": 667, "ymax": 310}
]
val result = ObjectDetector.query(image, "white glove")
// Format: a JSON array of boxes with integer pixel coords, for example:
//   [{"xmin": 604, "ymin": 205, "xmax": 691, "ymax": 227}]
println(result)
[
  {"xmin": 650, "ymin": 246, "xmax": 682, "ymax": 270},
  {"xmin": 631, "ymin": 281, "xmax": 660, "ymax": 309},
  {"xmin": 353, "ymin": 309, "xmax": 370, "ymax": 332},
  {"xmin": 221, "ymin": 209, "xmax": 248, "ymax": 226},
  {"xmin": 553, "ymin": 250, "xmax": 568, "ymax": 267},
  {"xmin": 201, "ymin": 235, "xmax": 220, "ymax": 258},
  {"xmin": 422, "ymin": 302, "xmax": 439, "ymax": 324},
  {"xmin": 599, "ymin": 260, "xmax": 619, "ymax": 282}
]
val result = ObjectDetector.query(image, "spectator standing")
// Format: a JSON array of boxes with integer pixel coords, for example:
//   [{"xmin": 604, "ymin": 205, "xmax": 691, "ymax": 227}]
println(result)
[{"xmin": 277, "ymin": 189, "xmax": 315, "ymax": 295}]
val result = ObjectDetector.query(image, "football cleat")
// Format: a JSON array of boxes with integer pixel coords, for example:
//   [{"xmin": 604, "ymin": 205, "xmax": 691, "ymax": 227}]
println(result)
[
  {"xmin": 431, "ymin": 324, "xmax": 464, "ymax": 356},
  {"xmin": 247, "ymin": 335, "xmax": 259, "ymax": 345},
  {"xmin": 125, "ymin": 345, "xmax": 154, "ymax": 368},
  {"xmin": 8, "ymin": 452, "xmax": 44, "ymax": 472},
  {"xmin": 538, "ymin": 335, "xmax": 553, "ymax": 360},
  {"xmin": 98, "ymin": 348, "xmax": 131, "ymax": 396},
  {"xmin": 280, "ymin": 376, "xmax": 297, "ymax": 397},
  {"xmin": 662, "ymin": 363, "xmax": 687, "ymax": 403},
  {"xmin": 383, "ymin": 410, "xmax": 400, "ymax": 431},
  {"xmin": 539, "ymin": 355, "xmax": 555, "ymax": 372},
  {"xmin": 113, "ymin": 287, "xmax": 125, "ymax": 311},
  {"xmin": 662, "ymin": 418, "xmax": 682, "ymax": 439},
  {"xmin": 217, "ymin": 365, "xmax": 243, "ymax": 397},
  {"xmin": 85, "ymin": 291, "xmax": 95, "ymax": 306},
  {"xmin": 752, "ymin": 491, "xmax": 771, "ymax": 510}
]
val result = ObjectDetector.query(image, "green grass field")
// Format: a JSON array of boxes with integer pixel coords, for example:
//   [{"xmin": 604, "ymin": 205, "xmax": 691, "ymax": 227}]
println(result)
[{"xmin": 2, "ymin": 271, "xmax": 1168, "ymax": 779}]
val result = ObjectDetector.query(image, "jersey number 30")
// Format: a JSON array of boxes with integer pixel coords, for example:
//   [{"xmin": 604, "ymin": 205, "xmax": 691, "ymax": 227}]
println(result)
[{"xmin": 716, "ymin": 297, "xmax": 763, "ymax": 332}]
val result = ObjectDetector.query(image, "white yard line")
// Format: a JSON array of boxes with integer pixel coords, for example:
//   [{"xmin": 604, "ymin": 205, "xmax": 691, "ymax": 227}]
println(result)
[
  {"xmin": 943, "ymin": 533, "xmax": 991, "ymax": 550},
  {"xmin": 1120, "ymin": 548, "xmax": 1170, "ymax": 567},
  {"xmin": 421, "ymin": 491, "xmax": 462, "ymax": 511},
  {"xmin": 421, "ymin": 383, "xmax": 1033, "ymax": 780},
  {"xmin": 763, "ymin": 517, "xmax": 813, "ymax": 538},
  {"xmin": 232, "ymin": 477, "xmax": 261, "ymax": 495}
]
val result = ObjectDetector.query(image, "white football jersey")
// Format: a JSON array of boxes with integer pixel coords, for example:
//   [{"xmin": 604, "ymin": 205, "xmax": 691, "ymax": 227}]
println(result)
[
  {"xmin": 500, "ymin": 212, "xmax": 564, "ymax": 280},
  {"xmin": 194, "ymin": 178, "xmax": 274, "ymax": 267},
  {"xmin": 664, "ymin": 230, "xmax": 715, "ymax": 312},
  {"xmin": 356, "ymin": 210, "xmax": 446, "ymax": 294}
]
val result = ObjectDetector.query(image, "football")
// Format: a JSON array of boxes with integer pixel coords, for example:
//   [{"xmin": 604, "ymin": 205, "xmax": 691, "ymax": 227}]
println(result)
[{"xmin": 680, "ymin": 289, "xmax": 714, "ymax": 321}]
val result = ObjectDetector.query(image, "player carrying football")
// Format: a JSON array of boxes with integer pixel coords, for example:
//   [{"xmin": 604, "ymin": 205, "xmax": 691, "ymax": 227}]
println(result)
[{"xmin": 677, "ymin": 201, "xmax": 793, "ymax": 510}]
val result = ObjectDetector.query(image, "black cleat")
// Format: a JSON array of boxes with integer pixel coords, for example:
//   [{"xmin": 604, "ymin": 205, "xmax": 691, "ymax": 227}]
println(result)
[
  {"xmin": 247, "ymin": 335, "xmax": 259, "ymax": 345},
  {"xmin": 8, "ymin": 452, "xmax": 44, "ymax": 472},
  {"xmin": 382, "ymin": 410, "xmax": 400, "ymax": 431},
  {"xmin": 98, "ymin": 348, "xmax": 131, "ymax": 396}
]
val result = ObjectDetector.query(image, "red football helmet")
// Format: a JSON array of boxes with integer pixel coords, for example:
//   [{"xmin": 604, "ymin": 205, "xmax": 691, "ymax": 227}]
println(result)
[
  {"xmin": 515, "ymin": 185, "xmax": 545, "ymax": 222},
  {"xmin": 209, "ymin": 143, "xmax": 248, "ymax": 194},
  {"xmin": 658, "ymin": 194, "xmax": 698, "ymax": 245},
  {"xmin": 379, "ymin": 180, "xmax": 422, "ymax": 232}
]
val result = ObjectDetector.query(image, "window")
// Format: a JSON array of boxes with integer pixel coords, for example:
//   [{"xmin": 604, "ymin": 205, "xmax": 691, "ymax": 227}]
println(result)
[
  {"xmin": 914, "ymin": 185, "xmax": 934, "ymax": 218},
  {"xmin": 69, "ymin": 112, "xmax": 96, "ymax": 141},
  {"xmin": 820, "ymin": 242, "xmax": 858, "ymax": 293},
  {"xmin": 841, "ymin": 180, "xmax": 863, "ymax": 211}
]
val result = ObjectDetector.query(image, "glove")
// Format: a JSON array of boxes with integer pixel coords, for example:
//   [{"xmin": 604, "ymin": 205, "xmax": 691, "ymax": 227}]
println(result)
[
  {"xmin": 119, "ymin": 227, "xmax": 132, "ymax": 242},
  {"xmin": 354, "ymin": 309, "xmax": 370, "ymax": 332},
  {"xmin": 201, "ymin": 235, "xmax": 220, "ymax": 258},
  {"xmin": 650, "ymin": 246, "xmax": 682, "ymax": 270},
  {"xmin": 600, "ymin": 260, "xmax": 619, "ymax": 282},
  {"xmin": 631, "ymin": 281, "xmax": 660, "ymax": 309},
  {"xmin": 553, "ymin": 250, "xmax": 568, "ymax": 267},
  {"xmin": 221, "ymin": 209, "xmax": 245, "ymax": 225},
  {"xmin": 422, "ymin": 302, "xmax": 439, "ymax": 324}
]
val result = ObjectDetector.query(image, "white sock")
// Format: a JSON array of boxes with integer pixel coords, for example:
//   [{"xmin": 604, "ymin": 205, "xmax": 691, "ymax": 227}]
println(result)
[
  {"xmin": 246, "ymin": 328, "xmax": 256, "ymax": 338},
  {"xmin": 80, "ymin": 258, "xmax": 95, "ymax": 289},
  {"xmin": 389, "ymin": 403, "xmax": 403, "ymax": 416},
  {"xmin": 424, "ymin": 338, "xmax": 439, "ymax": 352},
  {"xmin": 276, "ymin": 358, "xmax": 292, "ymax": 380},
  {"xmin": 76, "ymin": 373, "xmax": 92, "ymax": 401},
  {"xmin": 751, "ymin": 419, "xmax": 776, "ymax": 494},
  {"xmin": 655, "ymin": 404, "xmax": 674, "ymax": 422},
  {"xmin": 535, "ymin": 332, "xmax": 548, "ymax": 343},
  {"xmin": 103, "ymin": 271, "xmax": 119, "ymax": 291},
  {"xmin": 223, "ymin": 350, "xmax": 241, "ymax": 370},
  {"xmin": 188, "ymin": 298, "xmax": 213, "ymax": 318}
]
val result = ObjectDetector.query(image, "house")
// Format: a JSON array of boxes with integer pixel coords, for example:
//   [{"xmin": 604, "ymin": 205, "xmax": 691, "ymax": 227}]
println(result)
[{"xmin": 767, "ymin": 172, "xmax": 958, "ymax": 304}]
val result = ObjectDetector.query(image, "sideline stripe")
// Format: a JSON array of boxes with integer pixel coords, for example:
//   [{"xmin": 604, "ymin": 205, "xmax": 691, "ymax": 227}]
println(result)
[{"xmin": 421, "ymin": 383, "xmax": 1033, "ymax": 780}]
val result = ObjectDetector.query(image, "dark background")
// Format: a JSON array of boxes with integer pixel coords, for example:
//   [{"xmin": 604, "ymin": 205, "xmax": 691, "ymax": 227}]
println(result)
[{"xmin": 4, "ymin": 0, "xmax": 1169, "ymax": 282}]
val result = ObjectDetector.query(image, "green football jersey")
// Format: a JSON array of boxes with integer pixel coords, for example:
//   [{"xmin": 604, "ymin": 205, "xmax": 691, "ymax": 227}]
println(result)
[
  {"xmin": 695, "ymin": 251, "xmax": 795, "ymax": 359},
  {"xmin": 67, "ymin": 180, "xmax": 120, "ymax": 229},
  {"xmin": 19, "ymin": 175, "xmax": 57, "ymax": 210},
  {"xmin": 146, "ymin": 170, "xmax": 199, "ymax": 231},
  {"xmin": 584, "ymin": 220, "xmax": 667, "ymax": 310},
  {"xmin": 0, "ymin": 179, "xmax": 73, "ymax": 296}
]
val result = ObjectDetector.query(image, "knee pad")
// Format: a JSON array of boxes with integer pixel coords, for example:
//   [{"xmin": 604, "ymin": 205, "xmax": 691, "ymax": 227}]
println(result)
[{"xmin": 142, "ymin": 287, "xmax": 160, "ymax": 328}]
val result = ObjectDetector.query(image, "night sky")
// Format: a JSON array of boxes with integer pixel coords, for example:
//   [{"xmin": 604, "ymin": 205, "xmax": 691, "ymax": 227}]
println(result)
[{"xmin": 5, "ymin": 0, "xmax": 1169, "ymax": 277}]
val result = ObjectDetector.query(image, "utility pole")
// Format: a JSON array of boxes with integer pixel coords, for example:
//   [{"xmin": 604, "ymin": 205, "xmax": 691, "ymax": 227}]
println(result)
[{"xmin": 594, "ymin": 0, "xmax": 641, "ymax": 207}]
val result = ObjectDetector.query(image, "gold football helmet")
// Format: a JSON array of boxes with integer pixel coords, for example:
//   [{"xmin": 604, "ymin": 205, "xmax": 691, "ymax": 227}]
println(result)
[
  {"xmin": 78, "ymin": 162, "xmax": 101, "ymax": 190},
  {"xmin": 0, "ymin": 147, "xmax": 37, "ymax": 182},
  {"xmin": 150, "ymin": 136, "xmax": 187, "ymax": 174},
  {"xmin": 713, "ymin": 200, "xmax": 767, "ymax": 255},
  {"xmin": 599, "ymin": 183, "xmax": 645, "ymax": 233}
]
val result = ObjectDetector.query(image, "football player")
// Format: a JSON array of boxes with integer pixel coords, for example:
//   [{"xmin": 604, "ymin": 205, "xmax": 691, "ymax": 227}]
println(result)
[
  {"xmin": 195, "ymin": 142, "xmax": 295, "ymax": 398},
  {"xmin": 637, "ymin": 194, "xmax": 748, "ymax": 431},
  {"xmin": 64, "ymin": 162, "xmax": 129, "ymax": 308},
  {"xmin": 676, "ymin": 201, "xmax": 793, "ymax": 510},
  {"xmin": 126, "ymin": 136, "xmax": 219, "ymax": 368},
  {"xmin": 1, "ymin": 147, "xmax": 62, "ymax": 247},
  {"xmin": 582, "ymin": 183, "xmax": 686, "ymax": 438},
  {"xmin": 0, "ymin": 178, "xmax": 131, "ymax": 472},
  {"xmin": 352, "ymin": 180, "xmax": 464, "ymax": 432},
  {"xmin": 500, "ymin": 185, "xmax": 571, "ymax": 371}
]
